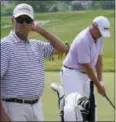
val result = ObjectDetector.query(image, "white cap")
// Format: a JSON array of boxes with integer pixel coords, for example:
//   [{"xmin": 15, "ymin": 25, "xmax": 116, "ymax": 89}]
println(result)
[
  {"xmin": 93, "ymin": 16, "xmax": 110, "ymax": 38},
  {"xmin": 13, "ymin": 3, "xmax": 34, "ymax": 19}
]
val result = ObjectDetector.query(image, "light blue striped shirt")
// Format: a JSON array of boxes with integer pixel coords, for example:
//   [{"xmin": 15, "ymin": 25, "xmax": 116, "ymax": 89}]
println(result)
[{"xmin": 1, "ymin": 31, "xmax": 54, "ymax": 99}]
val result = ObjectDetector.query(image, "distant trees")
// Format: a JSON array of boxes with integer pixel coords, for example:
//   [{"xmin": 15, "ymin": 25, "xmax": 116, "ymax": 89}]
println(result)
[
  {"xmin": 1, "ymin": 1, "xmax": 115, "ymax": 16},
  {"xmin": 100, "ymin": 1, "xmax": 114, "ymax": 9},
  {"xmin": 11, "ymin": 1, "xmax": 57, "ymax": 12},
  {"xmin": 71, "ymin": 1, "xmax": 115, "ymax": 10},
  {"xmin": 49, "ymin": 5, "xmax": 59, "ymax": 12},
  {"xmin": 89, "ymin": 1, "xmax": 115, "ymax": 10},
  {"xmin": 1, "ymin": 2, "xmax": 16, "ymax": 16},
  {"xmin": 72, "ymin": 2, "xmax": 85, "ymax": 10}
]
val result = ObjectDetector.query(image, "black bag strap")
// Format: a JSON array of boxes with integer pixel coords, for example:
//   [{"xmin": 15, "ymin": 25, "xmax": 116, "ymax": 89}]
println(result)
[{"xmin": 88, "ymin": 81, "xmax": 96, "ymax": 122}]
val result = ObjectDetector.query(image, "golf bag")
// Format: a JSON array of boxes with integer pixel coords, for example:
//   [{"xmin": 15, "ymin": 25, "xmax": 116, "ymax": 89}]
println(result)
[
  {"xmin": 51, "ymin": 81, "xmax": 96, "ymax": 121},
  {"xmin": 78, "ymin": 81, "xmax": 96, "ymax": 121},
  {"xmin": 63, "ymin": 93, "xmax": 86, "ymax": 121}
]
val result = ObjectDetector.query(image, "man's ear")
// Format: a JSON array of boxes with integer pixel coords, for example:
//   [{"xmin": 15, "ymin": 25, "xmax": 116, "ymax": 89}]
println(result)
[
  {"xmin": 11, "ymin": 16, "xmax": 15, "ymax": 29},
  {"xmin": 11, "ymin": 16, "xmax": 15, "ymax": 24},
  {"xmin": 32, "ymin": 19, "xmax": 35, "ymax": 25}
]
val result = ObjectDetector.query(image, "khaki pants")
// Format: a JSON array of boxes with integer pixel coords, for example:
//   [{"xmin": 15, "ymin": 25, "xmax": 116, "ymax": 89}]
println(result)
[{"xmin": 2, "ymin": 98, "xmax": 44, "ymax": 121}]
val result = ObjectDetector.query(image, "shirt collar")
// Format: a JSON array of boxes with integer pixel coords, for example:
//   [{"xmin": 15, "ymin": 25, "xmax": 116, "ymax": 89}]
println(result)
[
  {"xmin": 87, "ymin": 27, "xmax": 104, "ymax": 43},
  {"xmin": 9, "ymin": 30, "xmax": 29, "ymax": 43},
  {"xmin": 87, "ymin": 27, "xmax": 96, "ymax": 43}
]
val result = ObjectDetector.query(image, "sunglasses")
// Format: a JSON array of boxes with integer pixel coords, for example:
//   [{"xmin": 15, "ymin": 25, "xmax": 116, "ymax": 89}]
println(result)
[{"xmin": 15, "ymin": 16, "xmax": 33, "ymax": 24}]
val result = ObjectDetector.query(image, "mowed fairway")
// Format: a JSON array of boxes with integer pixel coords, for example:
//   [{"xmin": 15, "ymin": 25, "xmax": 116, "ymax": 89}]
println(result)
[{"xmin": 43, "ymin": 72, "xmax": 114, "ymax": 121}]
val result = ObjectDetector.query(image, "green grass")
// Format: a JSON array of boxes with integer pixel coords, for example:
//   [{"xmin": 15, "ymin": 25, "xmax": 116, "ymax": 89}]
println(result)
[
  {"xmin": 43, "ymin": 72, "xmax": 114, "ymax": 121},
  {"xmin": 1, "ymin": 10, "xmax": 115, "ymax": 121},
  {"xmin": 1, "ymin": 10, "xmax": 114, "ymax": 71}
]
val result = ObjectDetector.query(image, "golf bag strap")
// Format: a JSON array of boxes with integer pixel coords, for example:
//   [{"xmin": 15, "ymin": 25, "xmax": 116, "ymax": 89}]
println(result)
[{"xmin": 88, "ymin": 81, "xmax": 96, "ymax": 122}]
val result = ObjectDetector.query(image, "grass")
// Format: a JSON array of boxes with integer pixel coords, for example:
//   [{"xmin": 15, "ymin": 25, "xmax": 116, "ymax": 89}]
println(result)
[
  {"xmin": 1, "ymin": 10, "xmax": 115, "ymax": 72},
  {"xmin": 1, "ymin": 10, "xmax": 115, "ymax": 121},
  {"xmin": 43, "ymin": 72, "xmax": 114, "ymax": 121}
]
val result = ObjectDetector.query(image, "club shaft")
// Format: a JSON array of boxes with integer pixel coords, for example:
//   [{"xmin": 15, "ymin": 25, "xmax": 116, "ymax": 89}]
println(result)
[{"xmin": 104, "ymin": 95, "xmax": 115, "ymax": 109}]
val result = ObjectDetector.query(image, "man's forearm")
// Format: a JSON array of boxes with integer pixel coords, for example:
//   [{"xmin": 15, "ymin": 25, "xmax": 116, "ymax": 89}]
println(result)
[
  {"xmin": 0, "ymin": 93, "xmax": 9, "ymax": 120},
  {"xmin": 0, "ymin": 97, "xmax": 11, "ymax": 121},
  {"xmin": 95, "ymin": 55, "xmax": 103, "ymax": 81},
  {"xmin": 82, "ymin": 63, "xmax": 100, "ymax": 87},
  {"xmin": 1, "ymin": 98, "xmax": 6, "ymax": 118},
  {"xmin": 82, "ymin": 63, "xmax": 106, "ymax": 96}
]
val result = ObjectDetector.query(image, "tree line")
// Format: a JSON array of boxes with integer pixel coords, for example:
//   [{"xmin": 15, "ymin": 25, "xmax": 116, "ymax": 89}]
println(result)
[{"xmin": 1, "ymin": 1, "xmax": 115, "ymax": 16}]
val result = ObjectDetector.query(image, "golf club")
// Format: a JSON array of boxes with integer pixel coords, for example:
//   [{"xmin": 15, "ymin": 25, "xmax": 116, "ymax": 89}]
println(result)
[{"xmin": 104, "ymin": 94, "xmax": 115, "ymax": 109}]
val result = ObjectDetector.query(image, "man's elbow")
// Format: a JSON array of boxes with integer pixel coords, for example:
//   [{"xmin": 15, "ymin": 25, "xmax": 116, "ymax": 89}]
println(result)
[
  {"xmin": 62, "ymin": 47, "xmax": 69, "ymax": 53},
  {"xmin": 60, "ymin": 45, "xmax": 69, "ymax": 53}
]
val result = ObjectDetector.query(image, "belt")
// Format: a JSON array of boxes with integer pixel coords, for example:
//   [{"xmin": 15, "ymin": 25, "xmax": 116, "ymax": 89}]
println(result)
[
  {"xmin": 2, "ymin": 98, "xmax": 39, "ymax": 105},
  {"xmin": 64, "ymin": 65, "xmax": 74, "ymax": 70},
  {"xmin": 64, "ymin": 65, "xmax": 86, "ymax": 74}
]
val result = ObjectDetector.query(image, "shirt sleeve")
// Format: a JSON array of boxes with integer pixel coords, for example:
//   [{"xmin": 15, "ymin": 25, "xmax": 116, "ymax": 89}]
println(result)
[
  {"xmin": 36, "ymin": 40, "xmax": 54, "ymax": 58},
  {"xmin": 1, "ymin": 40, "xmax": 10, "ymax": 78},
  {"xmin": 77, "ymin": 39, "xmax": 90, "ymax": 64},
  {"xmin": 43, "ymin": 42, "xmax": 54, "ymax": 58}
]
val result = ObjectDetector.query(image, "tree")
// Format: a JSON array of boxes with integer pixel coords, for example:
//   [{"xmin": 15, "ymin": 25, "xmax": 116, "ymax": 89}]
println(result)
[
  {"xmin": 89, "ymin": 1, "xmax": 101, "ymax": 10},
  {"xmin": 71, "ymin": 2, "xmax": 85, "ymax": 11},
  {"xmin": 100, "ymin": 1, "xmax": 115, "ymax": 9},
  {"xmin": 49, "ymin": 4, "xmax": 59, "ymax": 12},
  {"xmin": 10, "ymin": 1, "xmax": 57, "ymax": 12},
  {"xmin": 88, "ymin": 1, "xmax": 114, "ymax": 10},
  {"xmin": 1, "ymin": 2, "xmax": 16, "ymax": 16}
]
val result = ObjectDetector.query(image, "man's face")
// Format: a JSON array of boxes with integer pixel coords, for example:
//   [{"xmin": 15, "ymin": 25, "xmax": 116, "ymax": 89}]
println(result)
[
  {"xmin": 95, "ymin": 26, "xmax": 102, "ymax": 38},
  {"xmin": 13, "ymin": 15, "xmax": 34, "ymax": 33}
]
